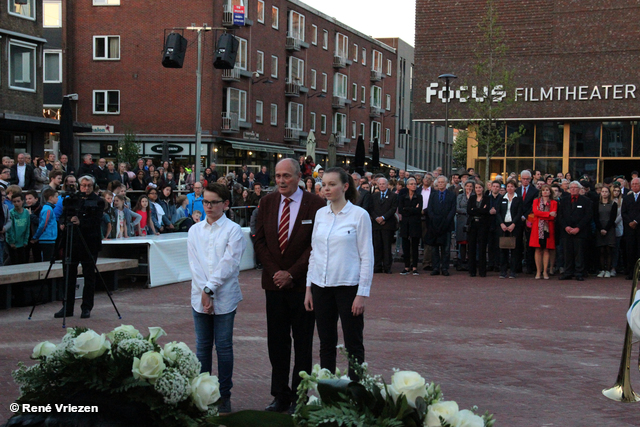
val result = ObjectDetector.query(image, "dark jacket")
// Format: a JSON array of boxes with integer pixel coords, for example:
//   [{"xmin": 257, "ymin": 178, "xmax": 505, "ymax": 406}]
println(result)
[
  {"xmin": 10, "ymin": 163, "xmax": 35, "ymax": 190},
  {"xmin": 77, "ymin": 162, "xmax": 100, "ymax": 179},
  {"xmin": 425, "ymin": 189, "xmax": 456, "ymax": 245},
  {"xmin": 356, "ymin": 190, "xmax": 372, "ymax": 212},
  {"xmin": 398, "ymin": 191, "xmax": 423, "ymax": 238},
  {"xmin": 61, "ymin": 192, "xmax": 105, "ymax": 253},
  {"xmin": 558, "ymin": 194, "xmax": 593, "ymax": 239},
  {"xmin": 516, "ymin": 184, "xmax": 539, "ymax": 219},
  {"xmin": 496, "ymin": 193, "xmax": 523, "ymax": 236},
  {"xmin": 622, "ymin": 192, "xmax": 640, "ymax": 232},
  {"xmin": 467, "ymin": 193, "xmax": 492, "ymax": 227},
  {"xmin": 594, "ymin": 201, "xmax": 618, "ymax": 233},
  {"xmin": 255, "ymin": 171, "xmax": 270, "ymax": 187},
  {"xmin": 369, "ymin": 190, "xmax": 398, "ymax": 231}
]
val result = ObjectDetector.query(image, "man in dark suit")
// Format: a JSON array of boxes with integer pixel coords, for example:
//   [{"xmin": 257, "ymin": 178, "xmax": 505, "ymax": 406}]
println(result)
[
  {"xmin": 515, "ymin": 170, "xmax": 539, "ymax": 273},
  {"xmin": 426, "ymin": 175, "xmax": 456, "ymax": 276},
  {"xmin": 59, "ymin": 154, "xmax": 76, "ymax": 177},
  {"xmin": 369, "ymin": 178, "xmax": 398, "ymax": 274},
  {"xmin": 356, "ymin": 181, "xmax": 372, "ymax": 211},
  {"xmin": 10, "ymin": 153, "xmax": 34, "ymax": 190},
  {"xmin": 76, "ymin": 153, "xmax": 100, "ymax": 178},
  {"xmin": 622, "ymin": 178, "xmax": 640, "ymax": 280},
  {"xmin": 254, "ymin": 158, "xmax": 325, "ymax": 414},
  {"xmin": 558, "ymin": 181, "xmax": 593, "ymax": 281}
]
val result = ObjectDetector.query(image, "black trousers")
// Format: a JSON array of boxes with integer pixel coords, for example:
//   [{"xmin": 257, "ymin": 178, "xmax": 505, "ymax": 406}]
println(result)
[
  {"xmin": 468, "ymin": 221, "xmax": 488, "ymax": 275},
  {"xmin": 625, "ymin": 229, "xmax": 640, "ymax": 274},
  {"xmin": 563, "ymin": 236, "xmax": 586, "ymax": 277},
  {"xmin": 500, "ymin": 226, "xmax": 518, "ymax": 276},
  {"xmin": 312, "ymin": 284, "xmax": 364, "ymax": 380},
  {"xmin": 62, "ymin": 248, "xmax": 98, "ymax": 313},
  {"xmin": 265, "ymin": 290, "xmax": 315, "ymax": 402},
  {"xmin": 8, "ymin": 245, "xmax": 27, "ymax": 265},
  {"xmin": 373, "ymin": 228, "xmax": 394, "ymax": 271},
  {"xmin": 487, "ymin": 227, "xmax": 500, "ymax": 269},
  {"xmin": 402, "ymin": 236, "xmax": 420, "ymax": 269}
]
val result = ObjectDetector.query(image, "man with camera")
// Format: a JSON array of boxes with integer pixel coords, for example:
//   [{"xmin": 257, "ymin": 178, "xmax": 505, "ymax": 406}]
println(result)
[{"xmin": 54, "ymin": 175, "xmax": 106, "ymax": 319}]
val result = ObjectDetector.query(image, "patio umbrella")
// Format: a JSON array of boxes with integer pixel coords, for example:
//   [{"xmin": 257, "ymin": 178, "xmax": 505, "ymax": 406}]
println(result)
[
  {"xmin": 60, "ymin": 96, "xmax": 74, "ymax": 164},
  {"xmin": 327, "ymin": 134, "xmax": 337, "ymax": 168},
  {"xmin": 354, "ymin": 135, "xmax": 365, "ymax": 175},
  {"xmin": 305, "ymin": 130, "xmax": 316, "ymax": 161},
  {"xmin": 371, "ymin": 138, "xmax": 380, "ymax": 171}
]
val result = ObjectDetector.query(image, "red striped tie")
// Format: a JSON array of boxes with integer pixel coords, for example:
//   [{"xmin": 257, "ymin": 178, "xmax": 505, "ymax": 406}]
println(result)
[{"xmin": 278, "ymin": 198, "xmax": 292, "ymax": 253}]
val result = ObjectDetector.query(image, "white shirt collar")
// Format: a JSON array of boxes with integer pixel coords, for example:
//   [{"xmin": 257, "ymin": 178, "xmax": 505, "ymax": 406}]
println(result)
[
  {"xmin": 280, "ymin": 187, "xmax": 303, "ymax": 205},
  {"xmin": 204, "ymin": 213, "xmax": 228, "ymax": 229}
]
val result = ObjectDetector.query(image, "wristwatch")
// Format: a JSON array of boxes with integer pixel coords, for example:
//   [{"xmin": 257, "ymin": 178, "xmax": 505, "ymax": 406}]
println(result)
[{"xmin": 204, "ymin": 287, "xmax": 214, "ymax": 298}]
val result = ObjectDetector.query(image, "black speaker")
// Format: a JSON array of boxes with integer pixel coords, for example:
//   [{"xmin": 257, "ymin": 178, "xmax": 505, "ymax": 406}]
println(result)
[
  {"xmin": 162, "ymin": 33, "xmax": 187, "ymax": 69},
  {"xmin": 213, "ymin": 33, "xmax": 239, "ymax": 70}
]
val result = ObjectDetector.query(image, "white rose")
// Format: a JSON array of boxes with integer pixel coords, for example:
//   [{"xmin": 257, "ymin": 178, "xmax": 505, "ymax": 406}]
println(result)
[
  {"xmin": 162, "ymin": 341, "xmax": 193, "ymax": 362},
  {"xmin": 426, "ymin": 401, "xmax": 459, "ymax": 427},
  {"xmin": 107, "ymin": 325, "xmax": 140, "ymax": 341},
  {"xmin": 191, "ymin": 372, "xmax": 221, "ymax": 411},
  {"xmin": 132, "ymin": 351, "xmax": 166, "ymax": 383},
  {"xmin": 148, "ymin": 327, "xmax": 167, "ymax": 342},
  {"xmin": 32, "ymin": 341, "xmax": 56, "ymax": 359},
  {"xmin": 307, "ymin": 395, "xmax": 320, "ymax": 405},
  {"xmin": 72, "ymin": 331, "xmax": 110, "ymax": 359},
  {"xmin": 450, "ymin": 409, "xmax": 484, "ymax": 427},
  {"xmin": 388, "ymin": 371, "xmax": 427, "ymax": 408}
]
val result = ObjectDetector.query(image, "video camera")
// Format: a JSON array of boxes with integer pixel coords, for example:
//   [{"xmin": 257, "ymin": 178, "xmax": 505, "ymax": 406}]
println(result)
[{"xmin": 62, "ymin": 192, "xmax": 101, "ymax": 220}]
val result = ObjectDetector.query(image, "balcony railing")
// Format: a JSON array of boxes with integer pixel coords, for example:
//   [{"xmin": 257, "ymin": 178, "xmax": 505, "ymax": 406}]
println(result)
[
  {"xmin": 285, "ymin": 81, "xmax": 301, "ymax": 97},
  {"xmin": 286, "ymin": 33, "xmax": 301, "ymax": 51},
  {"xmin": 370, "ymin": 69, "xmax": 383, "ymax": 82},
  {"xmin": 284, "ymin": 127, "xmax": 301, "ymax": 142},
  {"xmin": 221, "ymin": 112, "xmax": 239, "ymax": 133},
  {"xmin": 332, "ymin": 96, "xmax": 347, "ymax": 109},
  {"xmin": 333, "ymin": 55, "xmax": 347, "ymax": 69},
  {"xmin": 222, "ymin": 4, "xmax": 234, "ymax": 27},
  {"xmin": 222, "ymin": 67, "xmax": 241, "ymax": 82},
  {"xmin": 369, "ymin": 106, "xmax": 383, "ymax": 118},
  {"xmin": 335, "ymin": 135, "xmax": 348, "ymax": 146}
]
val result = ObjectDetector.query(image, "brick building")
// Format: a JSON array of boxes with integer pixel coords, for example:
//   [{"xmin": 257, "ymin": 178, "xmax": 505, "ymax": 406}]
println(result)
[
  {"xmin": 62, "ymin": 0, "xmax": 399, "ymax": 174},
  {"xmin": 414, "ymin": 0, "xmax": 640, "ymax": 180}
]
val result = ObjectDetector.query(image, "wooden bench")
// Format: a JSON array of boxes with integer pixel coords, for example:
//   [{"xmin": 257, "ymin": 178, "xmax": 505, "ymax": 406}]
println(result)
[{"xmin": 0, "ymin": 258, "xmax": 138, "ymax": 309}]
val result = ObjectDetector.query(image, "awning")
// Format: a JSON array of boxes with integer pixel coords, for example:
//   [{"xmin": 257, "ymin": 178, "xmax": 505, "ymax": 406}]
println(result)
[
  {"xmin": 226, "ymin": 140, "xmax": 295, "ymax": 155},
  {"xmin": 379, "ymin": 157, "xmax": 428, "ymax": 173}
]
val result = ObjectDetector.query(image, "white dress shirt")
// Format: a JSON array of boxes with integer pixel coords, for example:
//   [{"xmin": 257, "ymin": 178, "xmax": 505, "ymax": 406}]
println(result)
[
  {"xmin": 306, "ymin": 201, "xmax": 374, "ymax": 297},
  {"xmin": 17, "ymin": 164, "xmax": 26, "ymax": 188},
  {"xmin": 188, "ymin": 214, "xmax": 247, "ymax": 315},
  {"xmin": 504, "ymin": 193, "xmax": 518, "ymax": 223},
  {"xmin": 277, "ymin": 187, "xmax": 303, "ymax": 238},
  {"xmin": 421, "ymin": 186, "xmax": 432, "ymax": 210}
]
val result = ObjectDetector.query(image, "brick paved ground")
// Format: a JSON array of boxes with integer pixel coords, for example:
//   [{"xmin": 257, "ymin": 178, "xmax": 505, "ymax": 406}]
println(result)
[{"xmin": 1, "ymin": 267, "xmax": 640, "ymax": 426}]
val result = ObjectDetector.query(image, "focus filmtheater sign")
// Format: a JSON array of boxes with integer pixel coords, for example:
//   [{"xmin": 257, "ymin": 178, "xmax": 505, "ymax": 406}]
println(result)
[{"xmin": 425, "ymin": 82, "xmax": 638, "ymax": 103}]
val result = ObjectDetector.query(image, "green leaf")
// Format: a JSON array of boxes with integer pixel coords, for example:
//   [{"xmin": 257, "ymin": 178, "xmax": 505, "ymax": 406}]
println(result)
[{"xmin": 206, "ymin": 410, "xmax": 295, "ymax": 427}]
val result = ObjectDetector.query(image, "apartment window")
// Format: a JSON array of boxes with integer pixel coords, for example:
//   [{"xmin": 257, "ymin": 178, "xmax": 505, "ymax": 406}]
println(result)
[
  {"xmin": 351, "ymin": 121, "xmax": 357, "ymax": 139},
  {"xmin": 93, "ymin": 36, "xmax": 120, "ymax": 60},
  {"xmin": 333, "ymin": 73, "xmax": 347, "ymax": 99},
  {"xmin": 311, "ymin": 25, "xmax": 318, "ymax": 45},
  {"xmin": 310, "ymin": 69, "xmax": 316, "ymax": 90},
  {"xmin": 272, "ymin": 6, "xmax": 279, "ymax": 29},
  {"xmin": 288, "ymin": 102, "xmax": 304, "ymax": 130},
  {"xmin": 333, "ymin": 113, "xmax": 346, "ymax": 137},
  {"xmin": 270, "ymin": 104, "xmax": 278, "ymax": 125},
  {"xmin": 353, "ymin": 44, "xmax": 358, "ymax": 62},
  {"xmin": 93, "ymin": 90, "xmax": 120, "ymax": 114},
  {"xmin": 371, "ymin": 121, "xmax": 381, "ymax": 142},
  {"xmin": 289, "ymin": 11, "xmax": 305, "ymax": 41},
  {"xmin": 256, "ymin": 50, "xmax": 264, "ymax": 74},
  {"xmin": 257, "ymin": 0, "xmax": 264, "ymax": 23},
  {"xmin": 9, "ymin": 0, "xmax": 35, "ymax": 19},
  {"xmin": 371, "ymin": 86, "xmax": 382, "ymax": 108},
  {"xmin": 9, "ymin": 40, "xmax": 36, "ymax": 91},
  {"xmin": 385, "ymin": 128, "xmax": 391, "ymax": 144},
  {"xmin": 43, "ymin": 50, "xmax": 62, "ymax": 83},
  {"xmin": 271, "ymin": 55, "xmax": 278, "ymax": 78},
  {"xmin": 288, "ymin": 56, "xmax": 304, "ymax": 86},
  {"xmin": 310, "ymin": 112, "xmax": 316, "ymax": 132},
  {"xmin": 386, "ymin": 94, "xmax": 391, "ymax": 110},
  {"xmin": 227, "ymin": 87, "xmax": 247, "ymax": 122},
  {"xmin": 43, "ymin": 1, "xmax": 62, "ymax": 27},
  {"xmin": 256, "ymin": 100, "xmax": 264, "ymax": 123},
  {"xmin": 321, "ymin": 73, "xmax": 327, "ymax": 92},
  {"xmin": 322, "ymin": 30, "xmax": 328, "ymax": 50},
  {"xmin": 360, "ymin": 123, "xmax": 365, "ymax": 138},
  {"xmin": 236, "ymin": 37, "xmax": 248, "ymax": 69},
  {"xmin": 93, "ymin": 0, "xmax": 120, "ymax": 4},
  {"xmin": 320, "ymin": 115, "xmax": 327, "ymax": 134},
  {"xmin": 362, "ymin": 48, "xmax": 366, "ymax": 65},
  {"xmin": 361, "ymin": 85, "xmax": 365, "ymax": 103},
  {"xmin": 372, "ymin": 50, "xmax": 383, "ymax": 73},
  {"xmin": 387, "ymin": 59, "xmax": 392, "ymax": 76},
  {"xmin": 335, "ymin": 33, "xmax": 348, "ymax": 58},
  {"xmin": 351, "ymin": 83, "xmax": 357, "ymax": 101}
]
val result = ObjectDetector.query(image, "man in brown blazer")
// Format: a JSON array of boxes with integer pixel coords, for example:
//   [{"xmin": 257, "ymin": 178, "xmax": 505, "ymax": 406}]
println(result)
[{"xmin": 254, "ymin": 158, "xmax": 325, "ymax": 414}]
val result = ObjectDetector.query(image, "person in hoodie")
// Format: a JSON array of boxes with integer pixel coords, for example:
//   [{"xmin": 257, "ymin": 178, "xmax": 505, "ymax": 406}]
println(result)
[{"xmin": 32, "ymin": 188, "xmax": 59, "ymax": 263}]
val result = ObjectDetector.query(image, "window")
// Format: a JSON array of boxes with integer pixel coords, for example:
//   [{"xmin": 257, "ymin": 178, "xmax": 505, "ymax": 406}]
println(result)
[
  {"xmin": 9, "ymin": 0, "xmax": 35, "ymax": 19},
  {"xmin": 93, "ymin": 0, "xmax": 120, "ymax": 4},
  {"xmin": 352, "ymin": 83, "xmax": 357, "ymax": 101},
  {"xmin": 361, "ymin": 86, "xmax": 365, "ymax": 103},
  {"xmin": 385, "ymin": 128, "xmax": 391, "ymax": 144},
  {"xmin": 320, "ymin": 115, "xmax": 327, "ymax": 134},
  {"xmin": 272, "ymin": 6, "xmax": 279, "ymax": 29},
  {"xmin": 93, "ymin": 36, "xmax": 120, "ymax": 60},
  {"xmin": 288, "ymin": 102, "xmax": 304, "ymax": 130},
  {"xmin": 310, "ymin": 112, "xmax": 316, "ymax": 132},
  {"xmin": 311, "ymin": 25, "xmax": 318, "ymax": 45},
  {"xmin": 93, "ymin": 90, "xmax": 120, "ymax": 114},
  {"xmin": 360, "ymin": 123, "xmax": 365, "ymax": 138},
  {"xmin": 371, "ymin": 86, "xmax": 382, "ymax": 108},
  {"xmin": 235, "ymin": 37, "xmax": 248, "ymax": 69},
  {"xmin": 256, "ymin": 101, "xmax": 263, "ymax": 123},
  {"xmin": 353, "ymin": 44, "xmax": 358, "ymax": 62},
  {"xmin": 335, "ymin": 33, "xmax": 348, "ymax": 58},
  {"xmin": 310, "ymin": 69, "xmax": 316, "ymax": 90},
  {"xmin": 288, "ymin": 56, "xmax": 304, "ymax": 86},
  {"xmin": 351, "ymin": 121, "xmax": 357, "ymax": 139},
  {"xmin": 372, "ymin": 50, "xmax": 382, "ymax": 72},
  {"xmin": 333, "ymin": 113, "xmax": 346, "ymax": 137},
  {"xmin": 270, "ymin": 104, "xmax": 277, "ymax": 125},
  {"xmin": 387, "ymin": 59, "xmax": 392, "ymax": 76},
  {"xmin": 333, "ymin": 73, "xmax": 347, "ymax": 99},
  {"xmin": 321, "ymin": 73, "xmax": 327, "ymax": 92},
  {"xmin": 289, "ymin": 11, "xmax": 305, "ymax": 41},
  {"xmin": 386, "ymin": 94, "xmax": 391, "ymax": 110},
  {"xmin": 322, "ymin": 30, "xmax": 328, "ymax": 50},
  {"xmin": 9, "ymin": 40, "xmax": 36, "ymax": 91},
  {"xmin": 256, "ymin": 50, "xmax": 264, "ymax": 74},
  {"xmin": 257, "ymin": 0, "xmax": 264, "ymax": 23},
  {"xmin": 43, "ymin": 50, "xmax": 62, "ymax": 83},
  {"xmin": 43, "ymin": 1, "xmax": 62, "ymax": 27},
  {"xmin": 271, "ymin": 55, "xmax": 278, "ymax": 78},
  {"xmin": 227, "ymin": 87, "xmax": 247, "ymax": 122},
  {"xmin": 371, "ymin": 121, "xmax": 381, "ymax": 142},
  {"xmin": 362, "ymin": 48, "xmax": 366, "ymax": 65}
]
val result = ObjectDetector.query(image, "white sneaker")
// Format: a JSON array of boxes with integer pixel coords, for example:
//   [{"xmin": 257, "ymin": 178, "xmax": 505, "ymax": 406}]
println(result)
[
  {"xmin": 604, "ymin": 271, "xmax": 611, "ymax": 278},
  {"xmin": 610, "ymin": 269, "xmax": 617, "ymax": 277},
  {"xmin": 597, "ymin": 270, "xmax": 605, "ymax": 278}
]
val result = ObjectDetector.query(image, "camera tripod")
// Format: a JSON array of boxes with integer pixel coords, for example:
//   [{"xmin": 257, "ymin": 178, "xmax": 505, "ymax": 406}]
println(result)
[{"xmin": 28, "ymin": 221, "xmax": 122, "ymax": 328}]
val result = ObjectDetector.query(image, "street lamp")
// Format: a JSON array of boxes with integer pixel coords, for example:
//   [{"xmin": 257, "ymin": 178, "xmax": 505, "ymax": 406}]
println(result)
[{"xmin": 438, "ymin": 73, "xmax": 457, "ymax": 174}]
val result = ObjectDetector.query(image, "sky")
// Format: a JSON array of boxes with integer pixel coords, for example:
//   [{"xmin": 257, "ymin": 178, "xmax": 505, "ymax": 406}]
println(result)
[{"xmin": 299, "ymin": 0, "xmax": 416, "ymax": 47}]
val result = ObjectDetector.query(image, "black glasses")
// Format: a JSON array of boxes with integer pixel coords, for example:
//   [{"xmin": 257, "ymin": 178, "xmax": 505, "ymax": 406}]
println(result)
[{"xmin": 202, "ymin": 199, "xmax": 224, "ymax": 207}]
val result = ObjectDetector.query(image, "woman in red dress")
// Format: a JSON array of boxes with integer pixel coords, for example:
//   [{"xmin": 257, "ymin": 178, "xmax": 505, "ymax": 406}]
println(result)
[{"xmin": 530, "ymin": 184, "xmax": 557, "ymax": 279}]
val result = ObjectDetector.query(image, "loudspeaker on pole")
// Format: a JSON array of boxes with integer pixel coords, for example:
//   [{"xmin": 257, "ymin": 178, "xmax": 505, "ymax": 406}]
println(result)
[
  {"xmin": 214, "ymin": 33, "xmax": 239, "ymax": 70},
  {"xmin": 162, "ymin": 33, "xmax": 188, "ymax": 68}
]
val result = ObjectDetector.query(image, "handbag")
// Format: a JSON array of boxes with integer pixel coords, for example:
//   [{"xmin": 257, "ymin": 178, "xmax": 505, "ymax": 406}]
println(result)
[{"xmin": 499, "ymin": 236, "xmax": 517, "ymax": 249}]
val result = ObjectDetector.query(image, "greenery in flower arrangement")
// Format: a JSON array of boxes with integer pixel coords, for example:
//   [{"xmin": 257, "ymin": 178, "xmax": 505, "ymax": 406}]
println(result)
[{"xmin": 10, "ymin": 325, "xmax": 221, "ymax": 427}]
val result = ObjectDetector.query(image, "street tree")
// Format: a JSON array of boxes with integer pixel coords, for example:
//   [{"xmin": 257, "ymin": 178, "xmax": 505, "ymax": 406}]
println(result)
[{"xmin": 117, "ymin": 129, "xmax": 141, "ymax": 167}]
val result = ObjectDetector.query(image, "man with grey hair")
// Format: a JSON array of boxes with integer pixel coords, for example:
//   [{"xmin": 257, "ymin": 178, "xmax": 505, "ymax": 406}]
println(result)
[
  {"xmin": 370, "ymin": 177, "xmax": 398, "ymax": 274},
  {"xmin": 10, "ymin": 153, "xmax": 34, "ymax": 190},
  {"xmin": 420, "ymin": 174, "xmax": 434, "ymax": 270},
  {"xmin": 558, "ymin": 181, "xmax": 592, "ymax": 281},
  {"xmin": 77, "ymin": 153, "xmax": 99, "ymax": 178},
  {"xmin": 426, "ymin": 175, "xmax": 456, "ymax": 276},
  {"xmin": 622, "ymin": 177, "xmax": 640, "ymax": 280},
  {"xmin": 516, "ymin": 170, "xmax": 538, "ymax": 274}
]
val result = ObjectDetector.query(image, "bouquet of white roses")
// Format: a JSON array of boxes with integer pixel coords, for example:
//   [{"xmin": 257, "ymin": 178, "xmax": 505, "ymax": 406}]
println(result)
[{"xmin": 11, "ymin": 325, "xmax": 220, "ymax": 427}]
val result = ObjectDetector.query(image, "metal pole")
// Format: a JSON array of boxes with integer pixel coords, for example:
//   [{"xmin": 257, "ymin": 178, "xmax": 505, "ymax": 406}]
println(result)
[
  {"xmin": 194, "ymin": 29, "xmax": 203, "ymax": 185},
  {"xmin": 444, "ymin": 78, "xmax": 449, "ymax": 172},
  {"xmin": 404, "ymin": 130, "xmax": 408, "ymax": 172}
]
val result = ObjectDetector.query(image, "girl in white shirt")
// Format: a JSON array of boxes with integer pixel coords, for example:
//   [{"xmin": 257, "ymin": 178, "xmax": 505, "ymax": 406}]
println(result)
[{"xmin": 305, "ymin": 167, "xmax": 374, "ymax": 378}]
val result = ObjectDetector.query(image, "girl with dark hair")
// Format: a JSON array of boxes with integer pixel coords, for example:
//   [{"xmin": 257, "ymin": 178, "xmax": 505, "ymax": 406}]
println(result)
[
  {"xmin": 304, "ymin": 177, "xmax": 315, "ymax": 193},
  {"xmin": 133, "ymin": 195, "xmax": 158, "ymax": 236},
  {"xmin": 304, "ymin": 167, "xmax": 373, "ymax": 379},
  {"xmin": 158, "ymin": 185, "xmax": 179, "ymax": 227}
]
